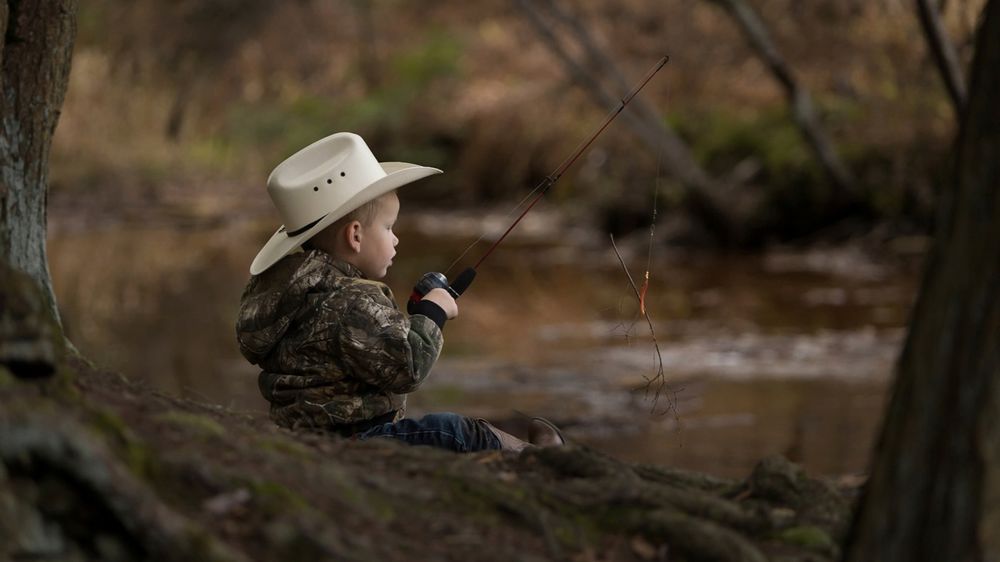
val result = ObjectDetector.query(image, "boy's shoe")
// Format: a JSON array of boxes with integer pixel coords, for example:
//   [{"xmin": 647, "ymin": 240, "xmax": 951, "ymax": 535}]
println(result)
[
  {"xmin": 476, "ymin": 419, "xmax": 531, "ymax": 452},
  {"xmin": 528, "ymin": 417, "xmax": 565, "ymax": 447}
]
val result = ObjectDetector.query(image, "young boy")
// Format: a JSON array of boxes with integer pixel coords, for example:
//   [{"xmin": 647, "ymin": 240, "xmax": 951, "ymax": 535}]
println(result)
[{"xmin": 236, "ymin": 132, "xmax": 563, "ymax": 452}]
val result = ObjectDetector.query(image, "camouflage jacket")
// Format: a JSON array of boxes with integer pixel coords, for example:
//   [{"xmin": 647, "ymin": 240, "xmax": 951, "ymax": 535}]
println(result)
[{"xmin": 236, "ymin": 249, "xmax": 444, "ymax": 431}]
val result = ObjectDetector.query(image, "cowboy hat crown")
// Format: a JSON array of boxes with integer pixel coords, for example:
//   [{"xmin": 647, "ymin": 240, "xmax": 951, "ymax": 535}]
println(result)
[{"xmin": 250, "ymin": 132, "xmax": 441, "ymax": 275}]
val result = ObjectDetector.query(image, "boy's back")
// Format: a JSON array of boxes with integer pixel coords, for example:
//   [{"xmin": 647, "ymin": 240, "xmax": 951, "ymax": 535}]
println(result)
[{"xmin": 236, "ymin": 248, "xmax": 443, "ymax": 431}]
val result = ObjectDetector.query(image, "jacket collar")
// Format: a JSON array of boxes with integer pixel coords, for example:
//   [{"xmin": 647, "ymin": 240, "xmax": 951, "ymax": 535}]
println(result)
[{"xmin": 305, "ymin": 248, "xmax": 366, "ymax": 279}]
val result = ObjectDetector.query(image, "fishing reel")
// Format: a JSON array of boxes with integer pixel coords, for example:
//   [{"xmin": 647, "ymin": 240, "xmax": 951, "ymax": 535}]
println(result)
[{"xmin": 408, "ymin": 267, "xmax": 477, "ymax": 310}]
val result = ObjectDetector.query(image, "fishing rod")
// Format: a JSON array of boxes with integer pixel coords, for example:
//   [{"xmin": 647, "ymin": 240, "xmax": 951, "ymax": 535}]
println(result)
[{"xmin": 408, "ymin": 56, "xmax": 670, "ymax": 308}]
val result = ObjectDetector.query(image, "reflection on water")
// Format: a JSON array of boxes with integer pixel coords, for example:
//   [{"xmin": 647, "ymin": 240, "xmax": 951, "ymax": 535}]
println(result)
[{"xmin": 48, "ymin": 213, "xmax": 918, "ymax": 478}]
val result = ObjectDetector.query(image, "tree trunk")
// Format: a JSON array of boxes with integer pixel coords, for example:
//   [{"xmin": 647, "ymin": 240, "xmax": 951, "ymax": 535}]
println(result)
[
  {"xmin": 916, "ymin": 0, "xmax": 968, "ymax": 119},
  {"xmin": 0, "ymin": 0, "xmax": 78, "ymax": 327},
  {"xmin": 845, "ymin": 1, "xmax": 1000, "ymax": 559},
  {"xmin": 706, "ymin": 0, "xmax": 857, "ymax": 197}
]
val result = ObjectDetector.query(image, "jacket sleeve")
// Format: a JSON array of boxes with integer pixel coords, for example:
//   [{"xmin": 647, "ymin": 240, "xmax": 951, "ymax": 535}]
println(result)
[{"xmin": 337, "ymin": 286, "xmax": 444, "ymax": 394}]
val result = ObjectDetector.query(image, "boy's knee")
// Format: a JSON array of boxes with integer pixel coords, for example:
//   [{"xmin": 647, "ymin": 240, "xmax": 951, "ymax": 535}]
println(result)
[{"xmin": 417, "ymin": 412, "xmax": 467, "ymax": 433}]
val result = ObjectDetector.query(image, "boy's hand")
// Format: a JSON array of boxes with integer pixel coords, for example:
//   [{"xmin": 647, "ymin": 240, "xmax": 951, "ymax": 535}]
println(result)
[{"xmin": 421, "ymin": 288, "xmax": 458, "ymax": 319}]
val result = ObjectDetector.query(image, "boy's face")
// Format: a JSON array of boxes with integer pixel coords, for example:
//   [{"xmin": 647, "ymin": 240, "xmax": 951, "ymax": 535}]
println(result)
[{"xmin": 355, "ymin": 193, "xmax": 400, "ymax": 279}]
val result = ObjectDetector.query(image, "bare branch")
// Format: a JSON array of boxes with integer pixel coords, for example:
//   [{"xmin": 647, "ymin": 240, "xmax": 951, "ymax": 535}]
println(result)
[
  {"xmin": 916, "ymin": 0, "xmax": 968, "ymax": 119},
  {"xmin": 512, "ymin": 0, "xmax": 743, "ymax": 244},
  {"xmin": 706, "ymin": 0, "xmax": 857, "ymax": 195}
]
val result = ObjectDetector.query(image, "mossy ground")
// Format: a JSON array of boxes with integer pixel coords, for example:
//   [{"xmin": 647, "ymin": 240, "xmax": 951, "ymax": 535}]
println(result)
[{"xmin": 0, "ymin": 356, "xmax": 861, "ymax": 561}]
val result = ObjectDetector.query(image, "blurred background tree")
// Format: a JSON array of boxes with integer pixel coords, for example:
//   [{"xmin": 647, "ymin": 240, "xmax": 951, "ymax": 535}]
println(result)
[{"xmin": 54, "ymin": 0, "xmax": 986, "ymax": 243}]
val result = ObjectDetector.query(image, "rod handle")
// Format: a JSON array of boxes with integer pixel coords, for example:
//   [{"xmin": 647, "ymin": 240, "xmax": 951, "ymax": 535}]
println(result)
[{"xmin": 449, "ymin": 267, "xmax": 477, "ymax": 296}]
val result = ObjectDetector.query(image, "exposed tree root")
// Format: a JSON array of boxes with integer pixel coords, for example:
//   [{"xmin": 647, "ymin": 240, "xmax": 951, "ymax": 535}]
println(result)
[{"xmin": 0, "ymin": 415, "xmax": 248, "ymax": 562}]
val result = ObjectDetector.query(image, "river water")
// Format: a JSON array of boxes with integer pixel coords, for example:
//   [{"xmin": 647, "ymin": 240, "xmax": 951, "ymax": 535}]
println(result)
[{"xmin": 48, "ymin": 207, "xmax": 920, "ymax": 479}]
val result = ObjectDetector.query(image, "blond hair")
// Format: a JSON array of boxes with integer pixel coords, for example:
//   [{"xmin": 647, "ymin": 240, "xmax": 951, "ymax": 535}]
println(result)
[
  {"xmin": 335, "ymin": 196, "xmax": 383, "ymax": 228},
  {"xmin": 303, "ymin": 193, "xmax": 391, "ymax": 250}
]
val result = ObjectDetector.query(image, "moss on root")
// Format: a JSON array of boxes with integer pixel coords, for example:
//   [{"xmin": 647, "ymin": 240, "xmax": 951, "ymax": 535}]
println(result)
[
  {"xmin": 86, "ymin": 407, "xmax": 157, "ymax": 478},
  {"xmin": 252, "ymin": 436, "xmax": 313, "ymax": 460},
  {"xmin": 0, "ymin": 366, "xmax": 13, "ymax": 388},
  {"xmin": 155, "ymin": 411, "xmax": 227, "ymax": 439},
  {"xmin": 776, "ymin": 526, "xmax": 838, "ymax": 555},
  {"xmin": 0, "ymin": 262, "xmax": 64, "ymax": 378}
]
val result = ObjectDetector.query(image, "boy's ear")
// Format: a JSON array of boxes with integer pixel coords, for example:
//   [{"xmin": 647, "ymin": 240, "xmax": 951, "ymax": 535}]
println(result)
[{"xmin": 345, "ymin": 221, "xmax": 363, "ymax": 253}]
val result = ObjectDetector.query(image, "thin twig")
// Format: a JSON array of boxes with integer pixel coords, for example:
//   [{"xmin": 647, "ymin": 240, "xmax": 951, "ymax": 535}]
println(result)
[{"xmin": 609, "ymin": 234, "xmax": 674, "ymax": 416}]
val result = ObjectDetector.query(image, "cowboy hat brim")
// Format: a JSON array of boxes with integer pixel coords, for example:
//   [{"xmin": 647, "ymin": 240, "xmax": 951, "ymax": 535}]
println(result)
[{"xmin": 249, "ymin": 162, "xmax": 441, "ymax": 275}]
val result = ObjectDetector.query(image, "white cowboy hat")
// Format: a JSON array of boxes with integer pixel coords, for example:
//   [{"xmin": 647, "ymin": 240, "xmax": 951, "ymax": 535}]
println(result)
[{"xmin": 249, "ymin": 132, "xmax": 441, "ymax": 274}]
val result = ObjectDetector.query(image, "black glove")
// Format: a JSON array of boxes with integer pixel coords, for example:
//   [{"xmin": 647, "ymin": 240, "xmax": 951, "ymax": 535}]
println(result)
[{"xmin": 405, "ymin": 268, "xmax": 477, "ymax": 329}]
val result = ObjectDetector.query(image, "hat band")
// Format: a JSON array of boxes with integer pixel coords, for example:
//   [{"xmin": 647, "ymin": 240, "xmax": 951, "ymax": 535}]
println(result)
[{"xmin": 286, "ymin": 214, "xmax": 327, "ymax": 237}]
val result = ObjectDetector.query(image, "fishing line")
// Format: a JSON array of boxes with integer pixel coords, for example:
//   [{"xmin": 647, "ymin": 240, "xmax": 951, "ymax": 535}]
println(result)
[
  {"xmin": 445, "ymin": 56, "xmax": 669, "ymax": 277},
  {"xmin": 638, "ymin": 148, "xmax": 662, "ymax": 316},
  {"xmin": 442, "ymin": 181, "xmax": 548, "ymax": 276}
]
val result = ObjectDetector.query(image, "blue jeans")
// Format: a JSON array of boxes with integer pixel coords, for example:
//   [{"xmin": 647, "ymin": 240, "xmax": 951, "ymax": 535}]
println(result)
[{"xmin": 357, "ymin": 412, "xmax": 501, "ymax": 453}]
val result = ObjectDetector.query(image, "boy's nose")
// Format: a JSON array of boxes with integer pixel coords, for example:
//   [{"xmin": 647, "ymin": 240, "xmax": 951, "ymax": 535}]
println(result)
[{"xmin": 392, "ymin": 234, "xmax": 399, "ymax": 247}]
